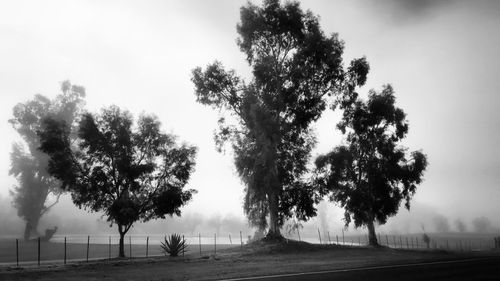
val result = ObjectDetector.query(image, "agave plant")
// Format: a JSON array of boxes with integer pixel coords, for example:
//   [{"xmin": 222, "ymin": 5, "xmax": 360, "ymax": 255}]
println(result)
[{"xmin": 160, "ymin": 234, "xmax": 188, "ymax": 257}]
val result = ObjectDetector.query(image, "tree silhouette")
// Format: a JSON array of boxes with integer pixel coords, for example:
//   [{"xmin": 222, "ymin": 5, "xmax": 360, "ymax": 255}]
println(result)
[
  {"xmin": 38, "ymin": 106, "xmax": 196, "ymax": 257},
  {"xmin": 315, "ymin": 85, "xmax": 427, "ymax": 246},
  {"xmin": 472, "ymin": 216, "xmax": 492, "ymax": 233},
  {"xmin": 454, "ymin": 219, "xmax": 467, "ymax": 233},
  {"xmin": 9, "ymin": 81, "xmax": 85, "ymax": 240},
  {"xmin": 191, "ymin": 0, "xmax": 350, "ymax": 238}
]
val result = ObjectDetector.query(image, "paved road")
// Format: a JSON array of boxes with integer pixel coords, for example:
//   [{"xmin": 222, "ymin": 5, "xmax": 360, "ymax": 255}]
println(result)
[{"xmin": 223, "ymin": 257, "xmax": 500, "ymax": 281}]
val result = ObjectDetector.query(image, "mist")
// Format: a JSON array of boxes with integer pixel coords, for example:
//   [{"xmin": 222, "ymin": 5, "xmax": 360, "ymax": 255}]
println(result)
[
  {"xmin": 1, "ymin": 0, "xmax": 500, "ymax": 245},
  {"xmin": 3, "ymin": 192, "xmax": 497, "ymax": 240},
  {"xmin": 0, "ymin": 194, "xmax": 23, "ymax": 236}
]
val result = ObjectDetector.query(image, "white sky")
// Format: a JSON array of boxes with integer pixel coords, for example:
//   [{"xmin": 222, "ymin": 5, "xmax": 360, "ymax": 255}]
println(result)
[{"xmin": 1, "ymin": 0, "xmax": 500, "ymax": 227}]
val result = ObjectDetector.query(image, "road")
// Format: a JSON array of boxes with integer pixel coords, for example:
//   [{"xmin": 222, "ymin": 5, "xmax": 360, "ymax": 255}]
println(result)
[{"xmin": 222, "ymin": 257, "xmax": 500, "ymax": 281}]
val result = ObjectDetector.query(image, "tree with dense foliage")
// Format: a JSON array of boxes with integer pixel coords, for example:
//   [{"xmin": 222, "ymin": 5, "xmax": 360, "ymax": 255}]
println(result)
[
  {"xmin": 314, "ymin": 85, "xmax": 428, "ymax": 246},
  {"xmin": 9, "ymin": 81, "xmax": 85, "ymax": 240},
  {"xmin": 191, "ymin": 0, "xmax": 359, "ymax": 237},
  {"xmin": 38, "ymin": 106, "xmax": 197, "ymax": 257}
]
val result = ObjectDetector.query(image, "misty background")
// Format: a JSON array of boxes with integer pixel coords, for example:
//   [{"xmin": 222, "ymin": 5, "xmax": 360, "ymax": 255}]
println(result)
[{"xmin": 1, "ymin": 0, "xmax": 500, "ymax": 237}]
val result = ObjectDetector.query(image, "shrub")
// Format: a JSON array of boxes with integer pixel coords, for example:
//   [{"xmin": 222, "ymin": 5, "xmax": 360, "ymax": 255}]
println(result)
[
  {"xmin": 422, "ymin": 233, "xmax": 431, "ymax": 248},
  {"xmin": 160, "ymin": 234, "xmax": 188, "ymax": 257}
]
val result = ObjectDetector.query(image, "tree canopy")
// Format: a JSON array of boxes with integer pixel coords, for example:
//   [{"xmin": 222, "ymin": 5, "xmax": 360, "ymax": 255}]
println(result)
[
  {"xmin": 191, "ymin": 0, "xmax": 364, "ymax": 237},
  {"xmin": 38, "ymin": 105, "xmax": 197, "ymax": 257},
  {"xmin": 314, "ymin": 84, "xmax": 428, "ymax": 246},
  {"xmin": 9, "ymin": 81, "xmax": 85, "ymax": 240}
]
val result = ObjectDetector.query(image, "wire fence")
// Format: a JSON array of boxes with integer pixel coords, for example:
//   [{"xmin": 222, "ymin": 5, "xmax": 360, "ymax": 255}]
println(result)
[{"xmin": 1, "ymin": 231, "xmax": 499, "ymax": 268}]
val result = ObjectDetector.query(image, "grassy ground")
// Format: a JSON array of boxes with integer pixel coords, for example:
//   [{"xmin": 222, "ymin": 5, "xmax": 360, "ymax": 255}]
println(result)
[
  {"xmin": 0, "ymin": 239, "xmax": 234, "ymax": 264},
  {"xmin": 1, "ymin": 239, "xmax": 495, "ymax": 281}
]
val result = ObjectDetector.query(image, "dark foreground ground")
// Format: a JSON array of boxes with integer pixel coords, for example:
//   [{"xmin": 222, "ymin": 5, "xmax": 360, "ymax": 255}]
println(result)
[
  {"xmin": 223, "ymin": 257, "xmax": 500, "ymax": 281},
  {"xmin": 0, "ymin": 240, "xmax": 498, "ymax": 281}
]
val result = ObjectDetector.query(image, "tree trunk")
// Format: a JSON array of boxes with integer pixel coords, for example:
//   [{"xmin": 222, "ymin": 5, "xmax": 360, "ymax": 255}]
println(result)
[
  {"xmin": 23, "ymin": 221, "xmax": 32, "ymax": 241},
  {"xmin": 367, "ymin": 219, "xmax": 378, "ymax": 246},
  {"xmin": 267, "ymin": 191, "xmax": 281, "ymax": 238},
  {"xmin": 118, "ymin": 225, "xmax": 125, "ymax": 258},
  {"xmin": 24, "ymin": 217, "xmax": 41, "ymax": 241}
]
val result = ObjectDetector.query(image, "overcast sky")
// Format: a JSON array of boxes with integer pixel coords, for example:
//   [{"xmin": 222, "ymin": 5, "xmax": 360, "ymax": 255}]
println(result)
[{"xmin": 1, "ymin": 0, "xmax": 499, "ymax": 228}]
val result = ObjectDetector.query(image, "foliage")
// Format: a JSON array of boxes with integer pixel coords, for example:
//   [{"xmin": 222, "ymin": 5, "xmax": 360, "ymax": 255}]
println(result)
[
  {"xmin": 432, "ymin": 215, "xmax": 450, "ymax": 233},
  {"xmin": 314, "ymin": 84, "xmax": 428, "ymax": 246},
  {"xmin": 160, "ymin": 234, "xmax": 188, "ymax": 257},
  {"xmin": 191, "ymin": 0, "xmax": 356, "ymax": 236},
  {"xmin": 9, "ymin": 81, "xmax": 85, "ymax": 240},
  {"xmin": 284, "ymin": 218, "xmax": 303, "ymax": 240},
  {"xmin": 472, "ymin": 216, "xmax": 492, "ymax": 233},
  {"xmin": 38, "ymin": 105, "xmax": 197, "ymax": 257},
  {"xmin": 454, "ymin": 219, "xmax": 467, "ymax": 233}
]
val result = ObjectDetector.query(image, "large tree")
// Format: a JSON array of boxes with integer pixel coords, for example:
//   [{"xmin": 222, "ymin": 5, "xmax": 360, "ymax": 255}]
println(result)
[
  {"xmin": 314, "ymin": 85, "xmax": 428, "ymax": 246},
  {"xmin": 192, "ymin": 0, "xmax": 355, "ymax": 237},
  {"xmin": 9, "ymin": 81, "xmax": 85, "ymax": 240},
  {"xmin": 38, "ymin": 106, "xmax": 197, "ymax": 257}
]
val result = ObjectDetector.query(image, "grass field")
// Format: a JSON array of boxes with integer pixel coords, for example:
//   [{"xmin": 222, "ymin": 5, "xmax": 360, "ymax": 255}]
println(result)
[
  {"xmin": 0, "ymin": 232, "xmax": 497, "ymax": 266},
  {"xmin": 1, "ymin": 239, "xmax": 498, "ymax": 281},
  {"xmin": 0, "ymin": 238, "xmax": 236, "ymax": 265}
]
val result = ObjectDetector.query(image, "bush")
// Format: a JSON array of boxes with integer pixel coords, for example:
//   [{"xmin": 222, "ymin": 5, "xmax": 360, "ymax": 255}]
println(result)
[
  {"xmin": 422, "ymin": 233, "xmax": 431, "ymax": 248},
  {"xmin": 160, "ymin": 234, "xmax": 188, "ymax": 257}
]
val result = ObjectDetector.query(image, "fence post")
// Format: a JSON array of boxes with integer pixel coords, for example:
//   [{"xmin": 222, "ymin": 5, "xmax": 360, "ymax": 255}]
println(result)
[
  {"xmin": 182, "ymin": 235, "xmax": 185, "ymax": 257},
  {"xmin": 64, "ymin": 237, "xmax": 67, "ymax": 265},
  {"xmin": 411, "ymin": 237, "xmax": 414, "ymax": 249},
  {"xmin": 393, "ymin": 236, "xmax": 396, "ymax": 248},
  {"xmin": 317, "ymin": 228, "xmax": 322, "ymax": 244},
  {"xmin": 38, "ymin": 237, "xmax": 40, "ymax": 266},
  {"xmin": 336, "ymin": 235, "xmax": 339, "ymax": 245},
  {"xmin": 328, "ymin": 232, "xmax": 332, "ymax": 245},
  {"xmin": 16, "ymin": 239, "xmax": 19, "ymax": 267},
  {"xmin": 297, "ymin": 228, "xmax": 301, "ymax": 242},
  {"xmin": 108, "ymin": 236, "xmax": 111, "ymax": 260},
  {"xmin": 146, "ymin": 236, "xmax": 149, "ymax": 258},
  {"xmin": 86, "ymin": 235, "xmax": 90, "ymax": 262},
  {"xmin": 406, "ymin": 237, "xmax": 409, "ymax": 249},
  {"xmin": 199, "ymin": 233, "xmax": 202, "ymax": 256},
  {"xmin": 214, "ymin": 233, "xmax": 217, "ymax": 256},
  {"xmin": 240, "ymin": 231, "xmax": 243, "ymax": 249},
  {"xmin": 342, "ymin": 229, "xmax": 345, "ymax": 245},
  {"xmin": 399, "ymin": 236, "xmax": 403, "ymax": 248},
  {"xmin": 229, "ymin": 234, "xmax": 232, "ymax": 245},
  {"xmin": 358, "ymin": 236, "xmax": 361, "ymax": 246}
]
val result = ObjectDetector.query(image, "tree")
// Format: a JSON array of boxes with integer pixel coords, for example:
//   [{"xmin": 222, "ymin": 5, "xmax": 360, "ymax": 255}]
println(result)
[
  {"xmin": 191, "ymin": 0, "xmax": 350, "ymax": 238},
  {"xmin": 314, "ymin": 85, "xmax": 428, "ymax": 246},
  {"xmin": 472, "ymin": 216, "xmax": 492, "ymax": 233},
  {"xmin": 432, "ymin": 214, "xmax": 450, "ymax": 233},
  {"xmin": 454, "ymin": 219, "xmax": 467, "ymax": 233},
  {"xmin": 38, "ymin": 106, "xmax": 197, "ymax": 257},
  {"xmin": 9, "ymin": 81, "xmax": 85, "ymax": 240}
]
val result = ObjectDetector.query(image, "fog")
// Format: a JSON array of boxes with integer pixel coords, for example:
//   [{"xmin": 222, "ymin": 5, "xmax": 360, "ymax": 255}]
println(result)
[
  {"xmin": 1, "ymin": 0, "xmax": 500, "ymax": 239},
  {"xmin": 1, "ymin": 190, "xmax": 498, "ymax": 239}
]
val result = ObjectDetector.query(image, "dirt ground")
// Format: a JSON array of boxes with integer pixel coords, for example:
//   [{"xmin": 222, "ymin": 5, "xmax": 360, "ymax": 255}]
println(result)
[{"xmin": 0, "ymin": 241, "xmax": 494, "ymax": 281}]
